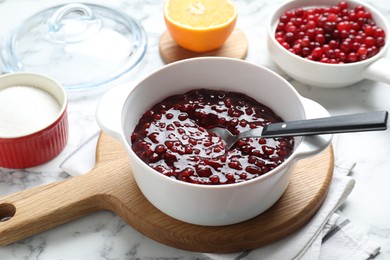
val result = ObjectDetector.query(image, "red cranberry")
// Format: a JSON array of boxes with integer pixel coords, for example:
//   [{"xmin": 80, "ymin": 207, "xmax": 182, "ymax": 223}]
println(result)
[
  {"xmin": 275, "ymin": 1, "xmax": 386, "ymax": 64},
  {"xmin": 131, "ymin": 89, "xmax": 294, "ymax": 185}
]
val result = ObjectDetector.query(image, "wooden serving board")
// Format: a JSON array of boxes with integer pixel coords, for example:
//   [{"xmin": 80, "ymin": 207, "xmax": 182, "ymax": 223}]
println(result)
[
  {"xmin": 0, "ymin": 132, "xmax": 333, "ymax": 253},
  {"xmin": 159, "ymin": 28, "xmax": 249, "ymax": 64}
]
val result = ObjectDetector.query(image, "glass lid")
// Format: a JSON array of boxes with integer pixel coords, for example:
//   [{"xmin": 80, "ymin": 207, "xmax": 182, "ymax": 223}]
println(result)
[{"xmin": 1, "ymin": 3, "xmax": 147, "ymax": 90}]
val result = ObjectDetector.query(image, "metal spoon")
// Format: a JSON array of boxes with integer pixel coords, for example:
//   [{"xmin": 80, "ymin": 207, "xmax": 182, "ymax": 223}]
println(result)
[{"xmin": 210, "ymin": 111, "xmax": 388, "ymax": 150}]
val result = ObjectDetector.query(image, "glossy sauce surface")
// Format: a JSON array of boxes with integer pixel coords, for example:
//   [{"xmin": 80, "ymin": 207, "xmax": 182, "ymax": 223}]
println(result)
[{"xmin": 131, "ymin": 89, "xmax": 294, "ymax": 185}]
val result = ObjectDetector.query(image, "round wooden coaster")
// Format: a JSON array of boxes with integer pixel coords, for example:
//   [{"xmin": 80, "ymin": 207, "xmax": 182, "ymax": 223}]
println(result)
[{"xmin": 159, "ymin": 28, "xmax": 249, "ymax": 64}]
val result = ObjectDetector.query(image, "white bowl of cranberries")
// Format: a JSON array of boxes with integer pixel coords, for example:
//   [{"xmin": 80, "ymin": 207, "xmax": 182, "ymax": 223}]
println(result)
[
  {"xmin": 268, "ymin": 0, "xmax": 390, "ymax": 88},
  {"xmin": 97, "ymin": 57, "xmax": 332, "ymax": 226}
]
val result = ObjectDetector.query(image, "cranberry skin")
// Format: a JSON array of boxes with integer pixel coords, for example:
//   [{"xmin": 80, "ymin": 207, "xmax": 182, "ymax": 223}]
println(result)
[
  {"xmin": 131, "ymin": 89, "xmax": 295, "ymax": 185},
  {"xmin": 275, "ymin": 1, "xmax": 386, "ymax": 64}
]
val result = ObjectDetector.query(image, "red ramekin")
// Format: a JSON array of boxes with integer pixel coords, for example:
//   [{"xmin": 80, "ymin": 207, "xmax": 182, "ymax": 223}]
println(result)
[{"xmin": 0, "ymin": 73, "xmax": 68, "ymax": 169}]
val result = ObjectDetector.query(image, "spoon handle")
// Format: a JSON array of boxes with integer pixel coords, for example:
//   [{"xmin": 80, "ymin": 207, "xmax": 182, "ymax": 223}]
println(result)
[{"xmin": 262, "ymin": 111, "xmax": 388, "ymax": 137}]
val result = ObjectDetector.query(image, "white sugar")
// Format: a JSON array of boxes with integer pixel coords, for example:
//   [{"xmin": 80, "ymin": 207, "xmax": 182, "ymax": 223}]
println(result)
[{"xmin": 0, "ymin": 85, "xmax": 61, "ymax": 137}]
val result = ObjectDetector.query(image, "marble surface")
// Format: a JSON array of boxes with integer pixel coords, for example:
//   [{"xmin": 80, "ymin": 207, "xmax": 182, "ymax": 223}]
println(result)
[{"xmin": 1, "ymin": 0, "xmax": 390, "ymax": 259}]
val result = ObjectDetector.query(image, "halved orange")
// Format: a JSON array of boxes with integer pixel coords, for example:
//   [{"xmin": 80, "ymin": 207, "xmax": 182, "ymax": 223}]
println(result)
[{"xmin": 164, "ymin": 0, "xmax": 238, "ymax": 53}]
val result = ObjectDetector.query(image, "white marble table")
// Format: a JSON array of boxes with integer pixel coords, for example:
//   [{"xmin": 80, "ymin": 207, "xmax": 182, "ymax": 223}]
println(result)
[{"xmin": 1, "ymin": 0, "xmax": 390, "ymax": 259}]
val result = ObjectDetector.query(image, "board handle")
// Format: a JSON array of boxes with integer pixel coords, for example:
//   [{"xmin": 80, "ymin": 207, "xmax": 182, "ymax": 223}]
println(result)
[
  {"xmin": 0, "ymin": 155, "xmax": 135, "ymax": 247},
  {"xmin": 0, "ymin": 170, "xmax": 104, "ymax": 246}
]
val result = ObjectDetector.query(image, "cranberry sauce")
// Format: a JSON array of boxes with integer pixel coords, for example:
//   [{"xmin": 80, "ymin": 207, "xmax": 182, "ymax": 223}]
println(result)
[
  {"xmin": 275, "ymin": 1, "xmax": 386, "ymax": 63},
  {"xmin": 131, "ymin": 89, "xmax": 294, "ymax": 185}
]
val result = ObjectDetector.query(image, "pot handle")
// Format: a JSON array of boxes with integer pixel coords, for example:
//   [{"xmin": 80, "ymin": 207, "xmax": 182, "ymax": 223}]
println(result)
[
  {"xmin": 362, "ymin": 57, "xmax": 390, "ymax": 85},
  {"xmin": 293, "ymin": 97, "xmax": 333, "ymax": 160},
  {"xmin": 96, "ymin": 83, "xmax": 132, "ymax": 140}
]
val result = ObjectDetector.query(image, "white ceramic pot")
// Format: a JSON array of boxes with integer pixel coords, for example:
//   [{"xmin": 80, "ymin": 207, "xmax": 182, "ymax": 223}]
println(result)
[
  {"xmin": 96, "ymin": 57, "xmax": 332, "ymax": 226},
  {"xmin": 267, "ymin": 0, "xmax": 390, "ymax": 88}
]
